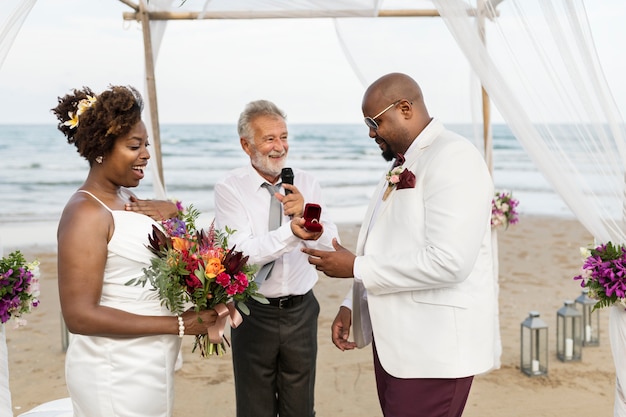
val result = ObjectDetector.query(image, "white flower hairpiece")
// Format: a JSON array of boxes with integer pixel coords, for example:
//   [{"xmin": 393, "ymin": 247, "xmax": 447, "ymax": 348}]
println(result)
[{"xmin": 63, "ymin": 95, "xmax": 97, "ymax": 129}]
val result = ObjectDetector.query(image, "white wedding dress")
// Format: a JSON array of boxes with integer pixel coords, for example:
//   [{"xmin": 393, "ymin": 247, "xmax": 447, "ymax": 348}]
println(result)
[{"xmin": 64, "ymin": 191, "xmax": 181, "ymax": 417}]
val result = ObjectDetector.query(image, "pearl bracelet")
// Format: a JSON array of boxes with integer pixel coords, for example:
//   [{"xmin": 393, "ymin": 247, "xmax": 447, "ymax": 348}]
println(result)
[{"xmin": 177, "ymin": 316, "xmax": 185, "ymax": 338}]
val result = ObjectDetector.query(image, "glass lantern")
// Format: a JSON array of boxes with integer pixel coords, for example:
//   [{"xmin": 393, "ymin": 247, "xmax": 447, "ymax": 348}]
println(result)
[
  {"xmin": 520, "ymin": 311, "xmax": 548, "ymax": 376},
  {"xmin": 575, "ymin": 289, "xmax": 600, "ymax": 346},
  {"xmin": 556, "ymin": 300, "xmax": 582, "ymax": 362}
]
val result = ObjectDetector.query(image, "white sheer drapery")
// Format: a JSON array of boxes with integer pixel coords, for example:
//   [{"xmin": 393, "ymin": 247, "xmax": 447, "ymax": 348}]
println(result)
[
  {"xmin": 0, "ymin": 3, "xmax": 37, "ymax": 415},
  {"xmin": 430, "ymin": 1, "xmax": 626, "ymax": 414},
  {"xmin": 141, "ymin": 0, "xmax": 176, "ymax": 199},
  {"xmin": 0, "ymin": 0, "xmax": 36, "ymax": 71},
  {"xmin": 152, "ymin": 0, "xmax": 382, "ymax": 18},
  {"xmin": 0, "ymin": 324, "xmax": 11, "ymax": 417},
  {"xmin": 433, "ymin": 0, "xmax": 626, "ymax": 245}
]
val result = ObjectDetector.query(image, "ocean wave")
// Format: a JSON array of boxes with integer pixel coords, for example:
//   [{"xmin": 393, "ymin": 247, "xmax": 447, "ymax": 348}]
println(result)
[{"xmin": 0, "ymin": 123, "xmax": 577, "ymax": 222}]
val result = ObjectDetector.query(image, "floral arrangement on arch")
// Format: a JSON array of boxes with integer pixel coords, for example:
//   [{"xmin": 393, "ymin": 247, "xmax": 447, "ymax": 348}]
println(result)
[
  {"xmin": 128, "ymin": 204, "xmax": 267, "ymax": 357},
  {"xmin": 0, "ymin": 251, "xmax": 40, "ymax": 327},
  {"xmin": 574, "ymin": 242, "xmax": 626, "ymax": 310},
  {"xmin": 491, "ymin": 190, "xmax": 519, "ymax": 230}
]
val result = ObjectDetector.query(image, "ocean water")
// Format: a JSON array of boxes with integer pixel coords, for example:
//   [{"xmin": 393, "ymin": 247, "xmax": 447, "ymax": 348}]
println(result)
[{"xmin": 0, "ymin": 123, "xmax": 572, "ymax": 228}]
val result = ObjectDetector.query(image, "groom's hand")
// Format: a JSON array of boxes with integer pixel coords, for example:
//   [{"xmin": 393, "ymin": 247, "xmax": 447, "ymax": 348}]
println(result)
[
  {"xmin": 332, "ymin": 306, "xmax": 357, "ymax": 351},
  {"xmin": 302, "ymin": 238, "xmax": 355, "ymax": 278}
]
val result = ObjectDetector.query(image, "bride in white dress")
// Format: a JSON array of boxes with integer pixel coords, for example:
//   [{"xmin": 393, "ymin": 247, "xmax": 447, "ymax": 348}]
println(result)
[{"xmin": 52, "ymin": 85, "xmax": 217, "ymax": 417}]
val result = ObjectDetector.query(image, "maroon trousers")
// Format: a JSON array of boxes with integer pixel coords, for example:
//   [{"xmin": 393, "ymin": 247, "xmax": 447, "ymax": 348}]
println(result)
[{"xmin": 373, "ymin": 341, "xmax": 474, "ymax": 417}]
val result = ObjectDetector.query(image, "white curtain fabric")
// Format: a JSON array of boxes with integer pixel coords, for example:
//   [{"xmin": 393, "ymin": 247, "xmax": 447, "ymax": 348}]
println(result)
[
  {"xmin": 0, "ymin": 211, "xmax": 9, "ymax": 415},
  {"xmin": 152, "ymin": 0, "xmax": 382, "ymax": 18},
  {"xmin": 1, "ymin": 4, "xmax": 41, "ymax": 413},
  {"xmin": 141, "ymin": 0, "xmax": 176, "ymax": 199},
  {"xmin": 1, "ymin": 325, "xmax": 11, "ymax": 417},
  {"xmin": 611, "ymin": 306, "xmax": 626, "ymax": 416},
  {"xmin": 433, "ymin": 0, "xmax": 626, "ymax": 245},
  {"xmin": 430, "ymin": 0, "xmax": 626, "ymax": 414},
  {"xmin": 0, "ymin": 0, "xmax": 36, "ymax": 71}
]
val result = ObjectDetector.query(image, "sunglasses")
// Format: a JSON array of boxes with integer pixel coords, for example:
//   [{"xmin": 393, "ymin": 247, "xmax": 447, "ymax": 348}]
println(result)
[{"xmin": 364, "ymin": 100, "xmax": 402, "ymax": 130}]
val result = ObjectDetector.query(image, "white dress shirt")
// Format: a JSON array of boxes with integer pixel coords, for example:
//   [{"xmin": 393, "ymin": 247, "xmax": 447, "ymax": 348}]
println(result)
[{"xmin": 214, "ymin": 164, "xmax": 339, "ymax": 298}]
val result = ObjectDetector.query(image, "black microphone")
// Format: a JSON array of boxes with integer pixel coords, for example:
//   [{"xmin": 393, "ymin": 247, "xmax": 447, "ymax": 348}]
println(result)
[{"xmin": 281, "ymin": 167, "xmax": 294, "ymax": 195}]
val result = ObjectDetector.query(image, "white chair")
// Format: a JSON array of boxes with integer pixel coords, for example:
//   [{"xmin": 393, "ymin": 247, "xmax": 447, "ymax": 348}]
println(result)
[{"xmin": 16, "ymin": 398, "xmax": 73, "ymax": 417}]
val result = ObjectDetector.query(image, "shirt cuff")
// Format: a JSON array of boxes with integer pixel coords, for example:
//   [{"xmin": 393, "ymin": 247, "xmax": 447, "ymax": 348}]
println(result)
[
  {"xmin": 353, "ymin": 256, "xmax": 363, "ymax": 283},
  {"xmin": 341, "ymin": 287, "xmax": 353, "ymax": 310}
]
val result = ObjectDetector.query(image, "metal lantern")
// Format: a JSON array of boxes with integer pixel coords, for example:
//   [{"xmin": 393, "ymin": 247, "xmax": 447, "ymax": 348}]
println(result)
[
  {"xmin": 575, "ymin": 289, "xmax": 600, "ymax": 346},
  {"xmin": 556, "ymin": 300, "xmax": 582, "ymax": 362},
  {"xmin": 520, "ymin": 311, "xmax": 548, "ymax": 376}
]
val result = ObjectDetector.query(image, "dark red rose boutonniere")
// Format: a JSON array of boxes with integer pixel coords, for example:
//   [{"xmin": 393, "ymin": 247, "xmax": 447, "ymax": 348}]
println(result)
[{"xmin": 383, "ymin": 166, "xmax": 416, "ymax": 201}]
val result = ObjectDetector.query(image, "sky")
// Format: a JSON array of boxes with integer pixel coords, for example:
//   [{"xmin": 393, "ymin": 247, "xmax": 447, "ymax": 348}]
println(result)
[{"xmin": 0, "ymin": 0, "xmax": 624, "ymax": 125}]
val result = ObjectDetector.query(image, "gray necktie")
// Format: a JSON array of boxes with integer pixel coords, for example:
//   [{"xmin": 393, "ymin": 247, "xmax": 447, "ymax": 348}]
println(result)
[{"xmin": 255, "ymin": 183, "xmax": 282, "ymax": 286}]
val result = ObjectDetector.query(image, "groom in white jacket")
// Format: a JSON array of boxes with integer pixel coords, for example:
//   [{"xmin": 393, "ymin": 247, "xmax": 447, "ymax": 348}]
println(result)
[{"xmin": 303, "ymin": 72, "xmax": 497, "ymax": 417}]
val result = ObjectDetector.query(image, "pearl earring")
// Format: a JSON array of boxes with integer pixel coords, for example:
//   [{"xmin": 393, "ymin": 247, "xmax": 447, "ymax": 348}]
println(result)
[{"xmin": 95, "ymin": 156, "xmax": 103, "ymax": 164}]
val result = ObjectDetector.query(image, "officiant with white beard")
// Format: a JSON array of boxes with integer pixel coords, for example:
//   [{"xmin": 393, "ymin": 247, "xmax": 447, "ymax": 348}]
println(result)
[{"xmin": 213, "ymin": 99, "xmax": 339, "ymax": 417}]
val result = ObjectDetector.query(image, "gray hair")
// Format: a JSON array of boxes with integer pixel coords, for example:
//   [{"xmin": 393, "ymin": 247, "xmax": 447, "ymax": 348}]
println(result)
[{"xmin": 237, "ymin": 100, "xmax": 287, "ymax": 142}]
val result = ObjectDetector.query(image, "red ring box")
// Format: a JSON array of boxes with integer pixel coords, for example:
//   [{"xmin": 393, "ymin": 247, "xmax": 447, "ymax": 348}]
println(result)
[{"xmin": 303, "ymin": 203, "xmax": 322, "ymax": 232}]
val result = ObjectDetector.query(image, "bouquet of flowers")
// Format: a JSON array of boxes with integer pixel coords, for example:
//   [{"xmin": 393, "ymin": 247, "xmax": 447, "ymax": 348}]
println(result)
[
  {"xmin": 491, "ymin": 190, "xmax": 519, "ymax": 229},
  {"xmin": 574, "ymin": 242, "xmax": 626, "ymax": 310},
  {"xmin": 128, "ymin": 204, "xmax": 266, "ymax": 357},
  {"xmin": 0, "ymin": 251, "xmax": 40, "ymax": 327}
]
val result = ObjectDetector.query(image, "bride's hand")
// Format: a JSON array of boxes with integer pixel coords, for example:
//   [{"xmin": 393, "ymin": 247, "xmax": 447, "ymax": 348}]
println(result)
[
  {"xmin": 180, "ymin": 309, "xmax": 218, "ymax": 335},
  {"xmin": 125, "ymin": 196, "xmax": 178, "ymax": 221}
]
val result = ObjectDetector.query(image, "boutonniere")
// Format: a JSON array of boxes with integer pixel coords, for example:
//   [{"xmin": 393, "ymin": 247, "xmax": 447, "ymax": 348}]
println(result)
[{"xmin": 383, "ymin": 166, "xmax": 416, "ymax": 201}]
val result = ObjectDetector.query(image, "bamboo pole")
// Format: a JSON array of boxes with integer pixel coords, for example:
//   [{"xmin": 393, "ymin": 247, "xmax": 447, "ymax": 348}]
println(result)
[
  {"xmin": 138, "ymin": 0, "xmax": 164, "ymax": 186},
  {"xmin": 477, "ymin": 0, "xmax": 493, "ymax": 175},
  {"xmin": 122, "ymin": 9, "xmax": 444, "ymax": 21}
]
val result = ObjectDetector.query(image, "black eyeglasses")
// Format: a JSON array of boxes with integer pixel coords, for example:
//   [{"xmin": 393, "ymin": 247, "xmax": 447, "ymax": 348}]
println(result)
[{"xmin": 364, "ymin": 100, "xmax": 402, "ymax": 130}]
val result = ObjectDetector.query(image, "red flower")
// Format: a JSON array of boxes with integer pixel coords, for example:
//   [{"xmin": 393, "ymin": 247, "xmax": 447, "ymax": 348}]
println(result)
[
  {"xmin": 147, "ymin": 225, "xmax": 172, "ymax": 255},
  {"xmin": 222, "ymin": 246, "xmax": 249, "ymax": 275},
  {"xmin": 235, "ymin": 272, "xmax": 249, "ymax": 287},
  {"xmin": 185, "ymin": 273, "xmax": 203, "ymax": 290},
  {"xmin": 216, "ymin": 272, "xmax": 230, "ymax": 287}
]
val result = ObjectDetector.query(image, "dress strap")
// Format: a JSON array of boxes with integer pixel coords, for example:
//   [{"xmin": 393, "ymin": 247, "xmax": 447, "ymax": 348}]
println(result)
[{"xmin": 76, "ymin": 190, "xmax": 113, "ymax": 213}]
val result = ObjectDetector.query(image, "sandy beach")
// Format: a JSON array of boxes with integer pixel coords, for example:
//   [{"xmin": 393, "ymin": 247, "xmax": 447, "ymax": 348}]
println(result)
[{"xmin": 3, "ymin": 216, "xmax": 616, "ymax": 417}]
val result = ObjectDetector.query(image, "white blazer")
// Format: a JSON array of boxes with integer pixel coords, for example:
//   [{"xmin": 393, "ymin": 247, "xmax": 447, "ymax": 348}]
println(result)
[{"xmin": 352, "ymin": 119, "xmax": 496, "ymax": 379}]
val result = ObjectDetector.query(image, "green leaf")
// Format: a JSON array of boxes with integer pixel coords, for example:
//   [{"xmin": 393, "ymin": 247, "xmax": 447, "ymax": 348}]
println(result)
[
  {"xmin": 237, "ymin": 301, "xmax": 250, "ymax": 316},
  {"xmin": 250, "ymin": 294, "xmax": 269, "ymax": 304}
]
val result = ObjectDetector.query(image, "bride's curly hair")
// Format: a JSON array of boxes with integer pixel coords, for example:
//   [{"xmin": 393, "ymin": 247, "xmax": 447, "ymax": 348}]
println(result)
[{"xmin": 51, "ymin": 85, "xmax": 144, "ymax": 164}]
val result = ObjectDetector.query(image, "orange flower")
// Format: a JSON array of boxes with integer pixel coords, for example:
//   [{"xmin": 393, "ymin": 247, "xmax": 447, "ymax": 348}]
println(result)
[
  {"xmin": 172, "ymin": 236, "xmax": 191, "ymax": 252},
  {"xmin": 204, "ymin": 257, "xmax": 225, "ymax": 278}
]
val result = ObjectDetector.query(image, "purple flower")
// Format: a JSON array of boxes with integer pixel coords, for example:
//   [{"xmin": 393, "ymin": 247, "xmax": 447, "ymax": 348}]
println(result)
[
  {"xmin": 574, "ymin": 242, "xmax": 626, "ymax": 309},
  {"xmin": 162, "ymin": 218, "xmax": 187, "ymax": 237},
  {"xmin": 491, "ymin": 191, "xmax": 519, "ymax": 229},
  {"xmin": 0, "ymin": 251, "xmax": 40, "ymax": 325}
]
